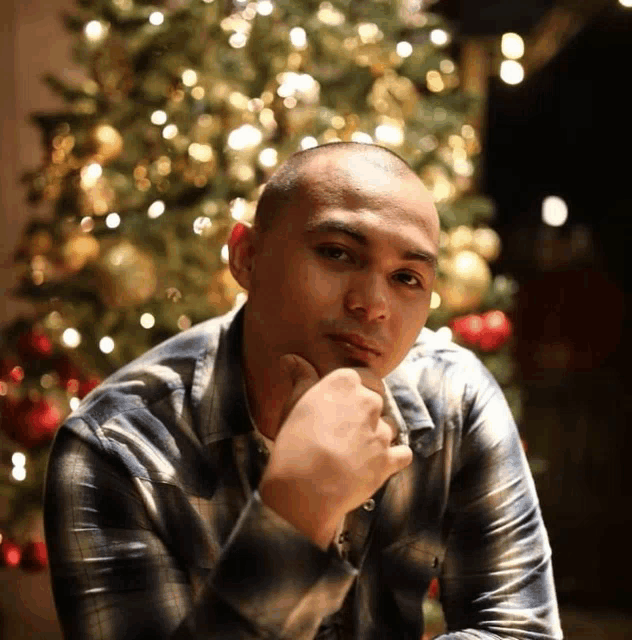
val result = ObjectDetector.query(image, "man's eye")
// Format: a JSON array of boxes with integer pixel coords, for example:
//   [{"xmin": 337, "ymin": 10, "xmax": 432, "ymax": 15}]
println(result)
[
  {"xmin": 317, "ymin": 246, "xmax": 352, "ymax": 262},
  {"xmin": 395, "ymin": 272, "xmax": 422, "ymax": 288}
]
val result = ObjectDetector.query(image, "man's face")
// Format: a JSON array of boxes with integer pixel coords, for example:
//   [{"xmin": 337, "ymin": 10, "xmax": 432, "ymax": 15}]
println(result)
[{"xmin": 239, "ymin": 154, "xmax": 440, "ymax": 380}]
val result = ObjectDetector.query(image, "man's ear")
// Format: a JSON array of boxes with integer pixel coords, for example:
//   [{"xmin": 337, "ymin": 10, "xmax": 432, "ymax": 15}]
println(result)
[{"xmin": 228, "ymin": 222, "xmax": 257, "ymax": 291}]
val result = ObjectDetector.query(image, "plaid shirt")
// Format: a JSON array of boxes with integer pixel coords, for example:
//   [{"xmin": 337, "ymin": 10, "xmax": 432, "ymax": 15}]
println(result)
[{"xmin": 44, "ymin": 304, "xmax": 562, "ymax": 639}]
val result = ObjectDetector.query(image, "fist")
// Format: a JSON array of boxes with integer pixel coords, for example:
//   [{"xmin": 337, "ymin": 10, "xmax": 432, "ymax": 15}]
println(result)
[{"xmin": 259, "ymin": 354, "xmax": 412, "ymax": 549}]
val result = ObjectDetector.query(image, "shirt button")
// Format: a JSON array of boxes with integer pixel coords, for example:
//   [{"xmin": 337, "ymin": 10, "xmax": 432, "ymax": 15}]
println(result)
[{"xmin": 363, "ymin": 498, "xmax": 376, "ymax": 512}]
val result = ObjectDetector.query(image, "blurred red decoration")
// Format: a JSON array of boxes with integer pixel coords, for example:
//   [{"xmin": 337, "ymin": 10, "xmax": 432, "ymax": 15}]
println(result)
[
  {"xmin": 479, "ymin": 310, "xmax": 512, "ymax": 352},
  {"xmin": 0, "ymin": 539, "xmax": 22, "ymax": 569},
  {"xmin": 3, "ymin": 397, "xmax": 62, "ymax": 448},
  {"xmin": 18, "ymin": 329, "xmax": 53, "ymax": 358},
  {"xmin": 55, "ymin": 355, "xmax": 82, "ymax": 389},
  {"xmin": 450, "ymin": 314, "xmax": 484, "ymax": 347},
  {"xmin": 79, "ymin": 376, "xmax": 102, "ymax": 398},
  {"xmin": 20, "ymin": 540, "xmax": 48, "ymax": 572},
  {"xmin": 427, "ymin": 577, "xmax": 440, "ymax": 599}
]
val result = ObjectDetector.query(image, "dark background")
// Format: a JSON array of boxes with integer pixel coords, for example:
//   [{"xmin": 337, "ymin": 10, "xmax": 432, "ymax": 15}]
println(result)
[{"xmin": 445, "ymin": 0, "xmax": 632, "ymax": 610}]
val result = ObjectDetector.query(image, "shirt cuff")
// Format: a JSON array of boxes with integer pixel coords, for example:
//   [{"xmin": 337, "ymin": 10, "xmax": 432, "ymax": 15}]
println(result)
[{"xmin": 211, "ymin": 491, "xmax": 358, "ymax": 638}]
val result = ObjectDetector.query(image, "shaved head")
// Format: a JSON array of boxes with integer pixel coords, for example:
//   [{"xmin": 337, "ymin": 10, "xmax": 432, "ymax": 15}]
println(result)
[{"xmin": 253, "ymin": 142, "xmax": 420, "ymax": 234}]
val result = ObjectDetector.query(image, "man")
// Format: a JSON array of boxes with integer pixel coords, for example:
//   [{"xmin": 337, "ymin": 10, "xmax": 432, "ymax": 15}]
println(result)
[{"xmin": 45, "ymin": 142, "xmax": 563, "ymax": 639}]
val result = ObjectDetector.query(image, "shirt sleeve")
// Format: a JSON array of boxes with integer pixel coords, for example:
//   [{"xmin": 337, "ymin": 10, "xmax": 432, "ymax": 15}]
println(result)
[
  {"xmin": 44, "ymin": 427, "xmax": 357, "ymax": 640},
  {"xmin": 435, "ymin": 366, "xmax": 563, "ymax": 640}
]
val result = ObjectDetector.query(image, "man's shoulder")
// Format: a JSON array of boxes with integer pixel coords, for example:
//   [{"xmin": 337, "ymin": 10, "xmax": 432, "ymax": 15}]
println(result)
[{"xmin": 66, "ymin": 307, "xmax": 240, "ymax": 427}]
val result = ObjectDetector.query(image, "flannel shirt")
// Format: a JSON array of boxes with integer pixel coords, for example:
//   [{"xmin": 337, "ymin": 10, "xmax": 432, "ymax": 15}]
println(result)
[{"xmin": 44, "ymin": 303, "xmax": 563, "ymax": 639}]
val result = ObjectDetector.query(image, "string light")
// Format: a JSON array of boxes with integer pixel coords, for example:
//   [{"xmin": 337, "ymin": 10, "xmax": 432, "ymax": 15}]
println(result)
[
  {"xmin": 542, "ymin": 196, "xmax": 568, "ymax": 227},
  {"xmin": 188, "ymin": 143, "xmax": 214, "ymax": 162},
  {"xmin": 69, "ymin": 397, "xmax": 81, "ymax": 411},
  {"xmin": 84, "ymin": 20, "xmax": 105, "ymax": 41},
  {"xmin": 257, "ymin": 0, "xmax": 274, "ymax": 15},
  {"xmin": 105, "ymin": 212, "xmax": 121, "ymax": 228},
  {"xmin": 11, "ymin": 452, "xmax": 26, "ymax": 482},
  {"xmin": 289, "ymin": 27, "xmax": 307, "ymax": 49},
  {"xmin": 149, "ymin": 11, "xmax": 164, "ymax": 26},
  {"xmin": 193, "ymin": 216, "xmax": 213, "ymax": 235},
  {"xmin": 500, "ymin": 60, "xmax": 524, "ymax": 85},
  {"xmin": 80, "ymin": 163, "xmax": 102, "ymax": 189},
  {"xmin": 229, "ymin": 32, "xmax": 248, "ymax": 48},
  {"xmin": 151, "ymin": 110, "xmax": 168, "ymax": 125},
  {"xmin": 300, "ymin": 136, "xmax": 318, "ymax": 150},
  {"xmin": 62, "ymin": 328, "xmax": 82, "ymax": 348},
  {"xmin": 619, "ymin": 0, "xmax": 632, "ymax": 7},
  {"xmin": 375, "ymin": 122, "xmax": 404, "ymax": 146},
  {"xmin": 220, "ymin": 244, "xmax": 230, "ymax": 263},
  {"xmin": 396, "ymin": 41, "xmax": 413, "ymax": 58},
  {"xmin": 258, "ymin": 147, "xmax": 278, "ymax": 168},
  {"xmin": 182, "ymin": 69, "xmax": 198, "ymax": 87},
  {"xmin": 140, "ymin": 313, "xmax": 155, "ymax": 329},
  {"xmin": 501, "ymin": 33, "xmax": 525, "ymax": 60},
  {"xmin": 351, "ymin": 132, "xmax": 373, "ymax": 144},
  {"xmin": 162, "ymin": 124, "xmax": 178, "ymax": 139},
  {"xmin": 227, "ymin": 124, "xmax": 262, "ymax": 150},
  {"xmin": 99, "ymin": 336, "xmax": 115, "ymax": 353},
  {"xmin": 148, "ymin": 200, "xmax": 166, "ymax": 219},
  {"xmin": 430, "ymin": 29, "xmax": 450, "ymax": 46}
]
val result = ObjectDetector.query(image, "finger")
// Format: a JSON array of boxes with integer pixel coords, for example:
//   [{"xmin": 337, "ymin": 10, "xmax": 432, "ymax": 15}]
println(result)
[
  {"xmin": 386, "ymin": 444, "xmax": 413, "ymax": 474},
  {"xmin": 278, "ymin": 353, "xmax": 320, "ymax": 426}
]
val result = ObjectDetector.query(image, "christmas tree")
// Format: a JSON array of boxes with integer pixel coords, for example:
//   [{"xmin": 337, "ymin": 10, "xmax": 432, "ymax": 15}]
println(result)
[{"xmin": 0, "ymin": 1, "xmax": 519, "ymax": 636}]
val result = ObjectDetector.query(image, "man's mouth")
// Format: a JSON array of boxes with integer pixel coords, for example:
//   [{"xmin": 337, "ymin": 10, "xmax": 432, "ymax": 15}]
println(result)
[{"xmin": 327, "ymin": 333, "xmax": 383, "ymax": 364}]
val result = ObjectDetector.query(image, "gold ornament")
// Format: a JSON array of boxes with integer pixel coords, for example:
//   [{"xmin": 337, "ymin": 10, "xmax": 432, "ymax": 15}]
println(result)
[
  {"xmin": 91, "ymin": 124, "xmax": 124, "ymax": 163},
  {"xmin": 447, "ymin": 225, "xmax": 474, "ymax": 253},
  {"xmin": 472, "ymin": 227, "xmax": 501, "ymax": 262},
  {"xmin": 437, "ymin": 249, "xmax": 491, "ymax": 312},
  {"xmin": 97, "ymin": 241, "xmax": 157, "ymax": 307},
  {"xmin": 368, "ymin": 70, "xmax": 418, "ymax": 119},
  {"xmin": 62, "ymin": 233, "xmax": 100, "ymax": 273}
]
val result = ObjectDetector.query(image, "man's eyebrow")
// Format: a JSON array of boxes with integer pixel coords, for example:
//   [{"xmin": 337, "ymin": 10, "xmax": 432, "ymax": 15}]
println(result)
[{"xmin": 303, "ymin": 219, "xmax": 437, "ymax": 268}]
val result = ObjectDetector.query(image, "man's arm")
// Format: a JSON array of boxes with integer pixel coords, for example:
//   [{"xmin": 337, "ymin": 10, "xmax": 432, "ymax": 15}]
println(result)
[
  {"xmin": 435, "ymin": 368, "xmax": 563, "ymax": 639},
  {"xmin": 44, "ymin": 428, "xmax": 356, "ymax": 640}
]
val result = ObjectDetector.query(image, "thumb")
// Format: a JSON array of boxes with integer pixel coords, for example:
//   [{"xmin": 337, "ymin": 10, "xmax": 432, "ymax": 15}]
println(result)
[{"xmin": 278, "ymin": 354, "xmax": 320, "ymax": 428}]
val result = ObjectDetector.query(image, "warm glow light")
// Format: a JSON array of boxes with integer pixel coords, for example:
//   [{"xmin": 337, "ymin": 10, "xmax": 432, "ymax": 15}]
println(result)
[
  {"xmin": 227, "ymin": 124, "xmax": 262, "ymax": 150},
  {"xmin": 99, "ymin": 336, "xmax": 115, "ymax": 353},
  {"xmin": 80, "ymin": 163, "xmax": 102, "ymax": 188},
  {"xmin": 193, "ymin": 216, "xmax": 213, "ymax": 235},
  {"xmin": 84, "ymin": 20, "xmax": 105, "ymax": 41},
  {"xmin": 182, "ymin": 69, "xmax": 198, "ymax": 87},
  {"xmin": 12, "ymin": 467, "xmax": 26, "ymax": 482},
  {"xmin": 289, "ymin": 27, "xmax": 307, "ymax": 49},
  {"xmin": 351, "ymin": 132, "xmax": 373, "ymax": 144},
  {"xmin": 105, "ymin": 212, "xmax": 121, "ymax": 228},
  {"xmin": 258, "ymin": 147, "xmax": 278, "ymax": 168},
  {"xmin": 542, "ymin": 196, "xmax": 568, "ymax": 227},
  {"xmin": 188, "ymin": 143, "xmax": 214, "ymax": 162},
  {"xmin": 257, "ymin": 0, "xmax": 274, "ymax": 15},
  {"xmin": 148, "ymin": 200, "xmax": 166, "ymax": 219},
  {"xmin": 300, "ymin": 136, "xmax": 318, "ymax": 150},
  {"xmin": 62, "ymin": 328, "xmax": 82, "ymax": 348},
  {"xmin": 375, "ymin": 123, "xmax": 404, "ymax": 146},
  {"xmin": 500, "ymin": 60, "xmax": 524, "ymax": 85},
  {"xmin": 162, "ymin": 124, "xmax": 178, "ymax": 139},
  {"xmin": 619, "ymin": 0, "xmax": 632, "ymax": 7},
  {"xmin": 12, "ymin": 452, "xmax": 26, "ymax": 467},
  {"xmin": 220, "ymin": 244, "xmax": 230, "ymax": 263},
  {"xmin": 502, "ymin": 32, "xmax": 525, "ymax": 60},
  {"xmin": 69, "ymin": 397, "xmax": 81, "ymax": 411},
  {"xmin": 430, "ymin": 291, "xmax": 441, "ymax": 309},
  {"xmin": 430, "ymin": 29, "xmax": 450, "ymax": 46},
  {"xmin": 140, "ymin": 313, "xmax": 155, "ymax": 329},
  {"xmin": 149, "ymin": 11, "xmax": 164, "ymax": 26},
  {"xmin": 396, "ymin": 41, "xmax": 413, "ymax": 58},
  {"xmin": 229, "ymin": 32, "xmax": 248, "ymax": 48},
  {"xmin": 151, "ymin": 110, "xmax": 168, "ymax": 125}
]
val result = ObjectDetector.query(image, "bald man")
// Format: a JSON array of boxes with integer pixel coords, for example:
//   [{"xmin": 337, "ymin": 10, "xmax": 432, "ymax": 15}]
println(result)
[{"xmin": 45, "ymin": 143, "xmax": 562, "ymax": 640}]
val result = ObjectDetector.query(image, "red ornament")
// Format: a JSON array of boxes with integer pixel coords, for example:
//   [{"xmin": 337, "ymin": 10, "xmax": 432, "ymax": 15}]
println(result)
[
  {"xmin": 6, "ymin": 397, "xmax": 62, "ymax": 448},
  {"xmin": 79, "ymin": 376, "xmax": 102, "ymax": 398},
  {"xmin": 18, "ymin": 329, "xmax": 53, "ymax": 358},
  {"xmin": 450, "ymin": 314, "xmax": 484, "ymax": 347},
  {"xmin": 20, "ymin": 541, "xmax": 48, "ymax": 572},
  {"xmin": 0, "ymin": 539, "xmax": 22, "ymax": 569},
  {"xmin": 1, "ymin": 358, "xmax": 23, "ymax": 383},
  {"xmin": 479, "ymin": 310, "xmax": 512, "ymax": 352}
]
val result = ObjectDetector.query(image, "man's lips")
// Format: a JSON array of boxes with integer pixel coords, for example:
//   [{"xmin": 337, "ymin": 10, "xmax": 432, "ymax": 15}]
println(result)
[{"xmin": 327, "ymin": 333, "xmax": 383, "ymax": 358}]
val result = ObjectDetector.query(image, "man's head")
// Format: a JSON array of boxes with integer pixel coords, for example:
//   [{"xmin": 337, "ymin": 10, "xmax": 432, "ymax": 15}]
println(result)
[{"xmin": 229, "ymin": 142, "xmax": 440, "ymax": 380}]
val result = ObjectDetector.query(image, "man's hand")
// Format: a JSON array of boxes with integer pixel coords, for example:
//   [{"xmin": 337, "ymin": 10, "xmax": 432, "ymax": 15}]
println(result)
[{"xmin": 259, "ymin": 354, "xmax": 413, "ymax": 551}]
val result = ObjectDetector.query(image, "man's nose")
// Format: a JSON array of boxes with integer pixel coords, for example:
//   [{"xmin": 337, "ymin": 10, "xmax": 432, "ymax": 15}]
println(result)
[{"xmin": 345, "ymin": 272, "xmax": 390, "ymax": 322}]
